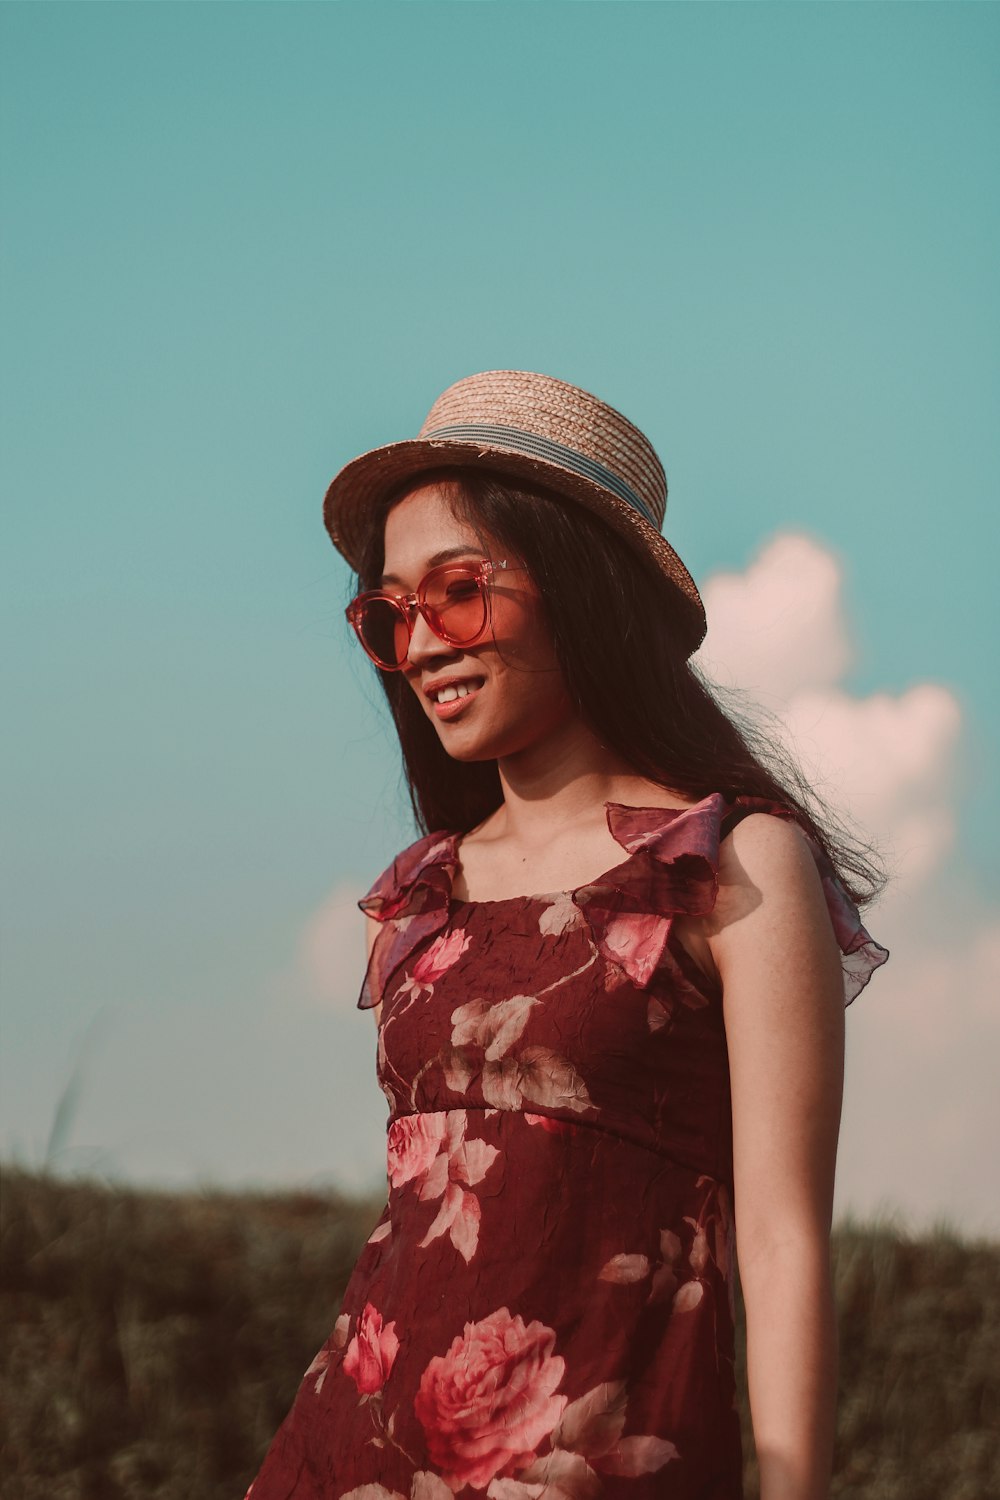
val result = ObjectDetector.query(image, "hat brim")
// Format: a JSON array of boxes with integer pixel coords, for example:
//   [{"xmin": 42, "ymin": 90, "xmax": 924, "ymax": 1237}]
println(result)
[{"xmin": 323, "ymin": 436, "xmax": 707, "ymax": 653}]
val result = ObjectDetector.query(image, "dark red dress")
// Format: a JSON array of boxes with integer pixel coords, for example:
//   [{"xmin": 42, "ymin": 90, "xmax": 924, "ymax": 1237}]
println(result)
[{"xmin": 245, "ymin": 792, "xmax": 889, "ymax": 1500}]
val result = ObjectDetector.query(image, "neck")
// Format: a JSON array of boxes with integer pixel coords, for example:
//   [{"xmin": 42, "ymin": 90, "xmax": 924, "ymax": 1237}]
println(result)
[{"xmin": 490, "ymin": 715, "xmax": 677, "ymax": 848}]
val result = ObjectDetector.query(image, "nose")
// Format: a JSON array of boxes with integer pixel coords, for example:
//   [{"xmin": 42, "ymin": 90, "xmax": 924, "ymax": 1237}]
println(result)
[{"xmin": 404, "ymin": 605, "xmax": 462, "ymax": 671}]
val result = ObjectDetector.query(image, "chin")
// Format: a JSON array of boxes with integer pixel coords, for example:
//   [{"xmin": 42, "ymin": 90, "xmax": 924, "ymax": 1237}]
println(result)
[
  {"xmin": 434, "ymin": 718, "xmax": 540, "ymax": 763},
  {"xmin": 435, "ymin": 734, "xmax": 500, "ymax": 764}
]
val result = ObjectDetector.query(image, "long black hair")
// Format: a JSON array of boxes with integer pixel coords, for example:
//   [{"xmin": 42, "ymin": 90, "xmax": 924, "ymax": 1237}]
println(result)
[{"xmin": 352, "ymin": 466, "xmax": 891, "ymax": 910}]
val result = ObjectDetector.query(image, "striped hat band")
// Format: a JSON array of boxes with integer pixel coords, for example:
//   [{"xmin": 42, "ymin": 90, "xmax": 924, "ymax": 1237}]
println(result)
[{"xmin": 418, "ymin": 423, "xmax": 660, "ymax": 529}]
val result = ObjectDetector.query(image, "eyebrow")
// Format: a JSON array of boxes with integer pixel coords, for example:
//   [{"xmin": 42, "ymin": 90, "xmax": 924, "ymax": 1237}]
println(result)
[{"xmin": 380, "ymin": 545, "xmax": 484, "ymax": 587}]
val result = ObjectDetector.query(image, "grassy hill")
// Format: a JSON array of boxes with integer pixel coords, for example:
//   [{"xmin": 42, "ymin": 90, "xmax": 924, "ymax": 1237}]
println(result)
[{"xmin": 1, "ymin": 1162, "xmax": 997, "ymax": 1499}]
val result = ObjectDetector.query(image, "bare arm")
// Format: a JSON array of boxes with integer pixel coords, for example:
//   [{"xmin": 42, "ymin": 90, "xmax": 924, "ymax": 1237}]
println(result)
[{"xmin": 707, "ymin": 813, "xmax": 846, "ymax": 1500}]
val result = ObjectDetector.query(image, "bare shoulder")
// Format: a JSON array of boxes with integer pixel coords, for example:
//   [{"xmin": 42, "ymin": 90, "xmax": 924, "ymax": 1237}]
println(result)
[
  {"xmin": 707, "ymin": 810, "xmax": 841, "ymax": 993},
  {"xmin": 710, "ymin": 810, "xmax": 817, "ymax": 913}
]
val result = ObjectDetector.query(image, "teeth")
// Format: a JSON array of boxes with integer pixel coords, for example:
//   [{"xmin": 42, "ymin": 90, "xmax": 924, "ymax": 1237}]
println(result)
[{"xmin": 435, "ymin": 682, "xmax": 478, "ymax": 703}]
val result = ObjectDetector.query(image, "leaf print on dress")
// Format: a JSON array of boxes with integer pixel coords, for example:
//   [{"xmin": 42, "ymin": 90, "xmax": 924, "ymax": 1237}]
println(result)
[
  {"xmin": 690, "ymin": 1175, "xmax": 734, "ymax": 1280},
  {"xmin": 597, "ymin": 1254, "xmax": 651, "ymax": 1286},
  {"xmin": 646, "ymin": 995, "xmax": 670, "ymax": 1033},
  {"xmin": 552, "ymin": 1381, "xmax": 630, "ymax": 1465},
  {"xmin": 481, "ymin": 1045, "xmax": 597, "ymax": 1114},
  {"xmin": 303, "ymin": 1310, "xmax": 351, "ymax": 1394},
  {"xmin": 512, "ymin": 1382, "xmax": 683, "ymax": 1493},
  {"xmin": 598, "ymin": 1224, "xmax": 706, "ymax": 1313},
  {"xmin": 341, "ymin": 1477, "xmax": 454, "ymax": 1500},
  {"xmin": 488, "ymin": 1449, "xmax": 603, "ymax": 1499},
  {"xmin": 537, "ymin": 892, "xmax": 585, "ymax": 937},
  {"xmin": 442, "ymin": 994, "xmax": 598, "ymax": 1116},
  {"xmin": 589, "ymin": 1432, "xmax": 681, "ymax": 1479},
  {"xmin": 450, "ymin": 995, "xmax": 540, "ymax": 1058}
]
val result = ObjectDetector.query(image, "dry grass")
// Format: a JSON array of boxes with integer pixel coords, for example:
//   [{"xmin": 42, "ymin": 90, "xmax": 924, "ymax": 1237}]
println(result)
[{"xmin": 1, "ymin": 1163, "xmax": 997, "ymax": 1500}]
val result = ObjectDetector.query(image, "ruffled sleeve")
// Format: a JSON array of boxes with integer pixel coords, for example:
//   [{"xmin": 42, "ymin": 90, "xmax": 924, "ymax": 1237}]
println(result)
[
  {"xmin": 574, "ymin": 792, "xmax": 889, "ymax": 1009},
  {"xmin": 355, "ymin": 830, "xmax": 459, "ymax": 1010},
  {"xmin": 714, "ymin": 794, "xmax": 890, "ymax": 1006}
]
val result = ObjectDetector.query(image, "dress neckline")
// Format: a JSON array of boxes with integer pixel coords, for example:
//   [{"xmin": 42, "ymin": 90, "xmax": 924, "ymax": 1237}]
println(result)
[
  {"xmin": 446, "ymin": 794, "xmax": 733, "ymax": 909},
  {"xmin": 357, "ymin": 789, "xmax": 891, "ymax": 1010}
]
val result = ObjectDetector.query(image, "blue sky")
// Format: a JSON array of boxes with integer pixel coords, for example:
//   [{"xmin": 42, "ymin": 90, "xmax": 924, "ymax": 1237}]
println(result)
[{"xmin": 2, "ymin": 3, "xmax": 997, "ymax": 1233}]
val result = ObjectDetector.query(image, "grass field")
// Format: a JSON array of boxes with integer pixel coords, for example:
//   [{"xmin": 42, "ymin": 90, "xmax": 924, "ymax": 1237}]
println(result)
[{"xmin": 1, "ymin": 1163, "xmax": 997, "ymax": 1500}]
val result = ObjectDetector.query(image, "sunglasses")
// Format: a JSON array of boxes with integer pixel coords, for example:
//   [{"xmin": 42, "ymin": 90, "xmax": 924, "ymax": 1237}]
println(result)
[{"xmin": 345, "ymin": 558, "xmax": 525, "ymax": 671}]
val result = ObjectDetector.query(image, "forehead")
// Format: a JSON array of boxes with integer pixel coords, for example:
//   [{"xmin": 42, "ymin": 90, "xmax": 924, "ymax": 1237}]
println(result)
[{"xmin": 380, "ymin": 481, "xmax": 488, "ymax": 584}]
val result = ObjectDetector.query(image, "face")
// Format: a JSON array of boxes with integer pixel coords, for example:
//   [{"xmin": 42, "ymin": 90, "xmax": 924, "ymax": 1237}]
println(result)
[{"xmin": 377, "ymin": 481, "xmax": 576, "ymax": 762}]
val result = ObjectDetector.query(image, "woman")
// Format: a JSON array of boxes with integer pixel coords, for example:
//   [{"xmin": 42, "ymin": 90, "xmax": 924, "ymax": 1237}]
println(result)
[{"xmin": 246, "ymin": 370, "xmax": 890, "ymax": 1500}]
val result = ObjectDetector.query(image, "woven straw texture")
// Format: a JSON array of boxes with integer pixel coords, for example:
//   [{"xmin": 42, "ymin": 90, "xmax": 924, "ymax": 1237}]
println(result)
[{"xmin": 323, "ymin": 369, "xmax": 707, "ymax": 653}]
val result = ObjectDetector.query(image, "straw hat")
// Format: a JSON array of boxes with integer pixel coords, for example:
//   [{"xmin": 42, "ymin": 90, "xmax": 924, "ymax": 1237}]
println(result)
[{"xmin": 322, "ymin": 368, "xmax": 707, "ymax": 655}]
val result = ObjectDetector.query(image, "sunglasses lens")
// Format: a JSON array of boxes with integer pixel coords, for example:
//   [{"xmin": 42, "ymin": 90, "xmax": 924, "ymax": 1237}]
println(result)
[
  {"xmin": 351, "ymin": 565, "xmax": 491, "ymax": 668},
  {"xmin": 423, "ymin": 566, "xmax": 489, "ymax": 644},
  {"xmin": 357, "ymin": 598, "xmax": 410, "ymax": 668}
]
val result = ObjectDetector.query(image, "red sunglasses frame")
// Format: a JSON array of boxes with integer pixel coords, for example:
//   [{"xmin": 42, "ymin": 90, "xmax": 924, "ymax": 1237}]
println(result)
[{"xmin": 345, "ymin": 558, "xmax": 523, "ymax": 671}]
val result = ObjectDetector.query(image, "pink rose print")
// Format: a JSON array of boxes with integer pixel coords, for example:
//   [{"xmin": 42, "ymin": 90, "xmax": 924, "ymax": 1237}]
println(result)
[
  {"xmin": 387, "ymin": 1110, "xmax": 501, "ymax": 1264},
  {"xmin": 418, "ymin": 1112, "xmax": 501, "ymax": 1264},
  {"xmin": 342, "ymin": 1301, "xmax": 400, "ymax": 1396},
  {"xmin": 397, "ymin": 929, "xmax": 471, "ymax": 1002},
  {"xmin": 387, "ymin": 1112, "xmax": 450, "ymax": 1190},
  {"xmin": 601, "ymin": 910, "xmax": 668, "ymax": 988},
  {"xmin": 414, "ymin": 1308, "xmax": 568, "ymax": 1491}
]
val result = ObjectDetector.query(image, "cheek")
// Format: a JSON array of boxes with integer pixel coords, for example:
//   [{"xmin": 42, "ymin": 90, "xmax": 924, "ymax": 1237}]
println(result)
[{"xmin": 488, "ymin": 593, "xmax": 558, "ymax": 667}]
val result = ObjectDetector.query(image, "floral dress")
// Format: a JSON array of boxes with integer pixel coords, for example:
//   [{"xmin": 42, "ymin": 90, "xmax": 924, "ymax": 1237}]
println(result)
[{"xmin": 245, "ymin": 792, "xmax": 889, "ymax": 1500}]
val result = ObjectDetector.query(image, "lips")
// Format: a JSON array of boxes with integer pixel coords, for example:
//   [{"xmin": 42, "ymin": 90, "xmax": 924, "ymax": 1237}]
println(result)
[
  {"xmin": 424, "ymin": 674, "xmax": 486, "ymax": 704},
  {"xmin": 427, "ymin": 676, "xmax": 485, "ymax": 720}
]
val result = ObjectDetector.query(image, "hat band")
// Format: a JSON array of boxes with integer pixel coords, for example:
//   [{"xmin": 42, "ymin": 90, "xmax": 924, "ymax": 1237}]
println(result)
[{"xmin": 420, "ymin": 422, "xmax": 660, "ymax": 529}]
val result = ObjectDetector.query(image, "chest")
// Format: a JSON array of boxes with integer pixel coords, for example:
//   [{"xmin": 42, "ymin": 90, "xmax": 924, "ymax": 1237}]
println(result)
[{"xmin": 374, "ymin": 899, "xmax": 730, "ymax": 1132}]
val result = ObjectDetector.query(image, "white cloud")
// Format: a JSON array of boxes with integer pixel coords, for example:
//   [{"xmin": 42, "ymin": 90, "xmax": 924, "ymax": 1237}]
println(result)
[
  {"xmin": 266, "ymin": 878, "xmax": 369, "ymax": 1012},
  {"xmin": 695, "ymin": 531, "xmax": 853, "ymax": 700},
  {"xmin": 696, "ymin": 530, "xmax": 999, "ymax": 1235}
]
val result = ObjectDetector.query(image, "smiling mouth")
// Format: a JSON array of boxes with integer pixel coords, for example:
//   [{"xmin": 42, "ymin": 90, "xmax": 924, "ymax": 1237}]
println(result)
[
  {"xmin": 427, "ymin": 676, "xmax": 486, "ymax": 704},
  {"xmin": 428, "ymin": 677, "xmax": 486, "ymax": 718}
]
